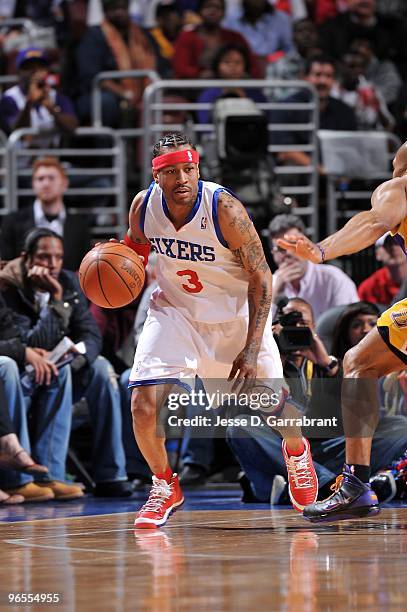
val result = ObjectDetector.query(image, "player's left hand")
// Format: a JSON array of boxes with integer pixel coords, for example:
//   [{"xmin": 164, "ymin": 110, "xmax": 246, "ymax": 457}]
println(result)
[
  {"xmin": 276, "ymin": 235, "xmax": 323, "ymax": 264},
  {"xmin": 228, "ymin": 350, "xmax": 257, "ymax": 394}
]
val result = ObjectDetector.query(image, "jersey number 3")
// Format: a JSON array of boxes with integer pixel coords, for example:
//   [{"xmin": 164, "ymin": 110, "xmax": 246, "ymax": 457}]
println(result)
[{"xmin": 177, "ymin": 269, "xmax": 203, "ymax": 293}]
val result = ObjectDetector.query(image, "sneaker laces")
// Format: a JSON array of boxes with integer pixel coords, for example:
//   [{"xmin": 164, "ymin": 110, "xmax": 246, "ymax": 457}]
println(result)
[
  {"xmin": 287, "ymin": 453, "xmax": 314, "ymax": 489},
  {"xmin": 330, "ymin": 474, "xmax": 344, "ymax": 493},
  {"xmin": 140, "ymin": 477, "xmax": 173, "ymax": 514}
]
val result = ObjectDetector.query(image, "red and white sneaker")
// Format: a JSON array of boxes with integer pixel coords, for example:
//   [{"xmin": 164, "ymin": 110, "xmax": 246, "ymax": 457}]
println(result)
[
  {"xmin": 134, "ymin": 474, "xmax": 184, "ymax": 529},
  {"xmin": 282, "ymin": 437, "xmax": 318, "ymax": 512}
]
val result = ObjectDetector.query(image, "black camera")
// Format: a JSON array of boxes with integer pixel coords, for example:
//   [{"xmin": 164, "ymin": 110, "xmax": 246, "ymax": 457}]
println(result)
[{"xmin": 274, "ymin": 309, "xmax": 313, "ymax": 353}]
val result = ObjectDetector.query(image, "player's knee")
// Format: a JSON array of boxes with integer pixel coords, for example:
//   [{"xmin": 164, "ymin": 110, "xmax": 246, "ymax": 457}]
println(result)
[{"xmin": 131, "ymin": 388, "xmax": 156, "ymax": 424}]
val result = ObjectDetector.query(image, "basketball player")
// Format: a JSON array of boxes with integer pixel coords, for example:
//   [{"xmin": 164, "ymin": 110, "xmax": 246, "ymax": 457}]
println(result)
[
  {"xmin": 123, "ymin": 133, "xmax": 318, "ymax": 528},
  {"xmin": 277, "ymin": 141, "xmax": 407, "ymax": 522}
]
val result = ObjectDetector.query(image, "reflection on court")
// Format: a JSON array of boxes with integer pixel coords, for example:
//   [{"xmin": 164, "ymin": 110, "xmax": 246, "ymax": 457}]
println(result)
[{"xmin": 1, "ymin": 508, "xmax": 407, "ymax": 611}]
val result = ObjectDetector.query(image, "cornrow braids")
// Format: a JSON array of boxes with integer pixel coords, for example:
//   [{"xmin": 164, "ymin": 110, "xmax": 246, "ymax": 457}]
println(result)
[{"xmin": 152, "ymin": 132, "xmax": 196, "ymax": 158}]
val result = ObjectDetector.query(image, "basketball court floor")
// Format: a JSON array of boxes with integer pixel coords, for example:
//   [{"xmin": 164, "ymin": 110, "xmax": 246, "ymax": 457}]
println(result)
[{"xmin": 1, "ymin": 488, "xmax": 406, "ymax": 611}]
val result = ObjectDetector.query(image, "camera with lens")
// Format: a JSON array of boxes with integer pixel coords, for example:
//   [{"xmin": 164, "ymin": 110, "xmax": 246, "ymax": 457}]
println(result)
[{"xmin": 274, "ymin": 308, "xmax": 313, "ymax": 353}]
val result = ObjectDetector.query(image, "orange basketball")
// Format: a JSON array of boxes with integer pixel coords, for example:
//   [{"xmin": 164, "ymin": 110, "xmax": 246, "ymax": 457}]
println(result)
[{"xmin": 79, "ymin": 242, "xmax": 145, "ymax": 308}]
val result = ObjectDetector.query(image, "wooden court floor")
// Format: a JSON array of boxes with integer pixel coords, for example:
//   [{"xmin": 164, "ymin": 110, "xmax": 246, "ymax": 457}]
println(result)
[{"xmin": 1, "ymin": 507, "xmax": 407, "ymax": 611}]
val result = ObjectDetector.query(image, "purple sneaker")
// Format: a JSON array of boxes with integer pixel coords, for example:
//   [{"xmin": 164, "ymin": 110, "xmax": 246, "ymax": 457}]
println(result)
[{"xmin": 303, "ymin": 464, "xmax": 380, "ymax": 523}]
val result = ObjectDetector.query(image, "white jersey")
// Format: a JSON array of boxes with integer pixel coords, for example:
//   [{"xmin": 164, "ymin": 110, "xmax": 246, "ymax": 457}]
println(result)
[{"xmin": 141, "ymin": 180, "xmax": 250, "ymax": 323}]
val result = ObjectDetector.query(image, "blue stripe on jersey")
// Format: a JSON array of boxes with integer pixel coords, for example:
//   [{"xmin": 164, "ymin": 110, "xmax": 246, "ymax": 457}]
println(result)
[
  {"xmin": 140, "ymin": 182, "xmax": 155, "ymax": 234},
  {"xmin": 161, "ymin": 180, "xmax": 203, "ymax": 228},
  {"xmin": 128, "ymin": 377, "xmax": 193, "ymax": 392},
  {"xmin": 212, "ymin": 188, "xmax": 228, "ymax": 248}
]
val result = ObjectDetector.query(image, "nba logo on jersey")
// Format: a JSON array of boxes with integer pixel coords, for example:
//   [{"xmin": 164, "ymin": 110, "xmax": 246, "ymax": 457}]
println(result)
[{"xmin": 200, "ymin": 216, "xmax": 207, "ymax": 230}]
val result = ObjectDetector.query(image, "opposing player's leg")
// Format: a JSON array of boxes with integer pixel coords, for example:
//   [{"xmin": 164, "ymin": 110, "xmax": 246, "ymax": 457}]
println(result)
[
  {"xmin": 304, "ymin": 325, "xmax": 405, "ymax": 522},
  {"xmin": 132, "ymin": 383, "xmax": 184, "ymax": 529},
  {"xmin": 256, "ymin": 321, "xmax": 318, "ymax": 512}
]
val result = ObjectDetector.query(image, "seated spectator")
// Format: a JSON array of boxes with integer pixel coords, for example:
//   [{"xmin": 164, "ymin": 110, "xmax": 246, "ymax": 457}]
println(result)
[
  {"xmin": 330, "ymin": 300, "xmax": 380, "ymax": 360},
  {"xmin": 349, "ymin": 38, "xmax": 401, "ymax": 106},
  {"xmin": 75, "ymin": 0, "xmax": 156, "ymax": 127},
  {"xmin": 358, "ymin": 234, "xmax": 407, "ymax": 306},
  {"xmin": 266, "ymin": 18, "xmax": 321, "ymax": 101},
  {"xmin": 223, "ymin": 0, "xmax": 294, "ymax": 75},
  {"xmin": 0, "ymin": 383, "xmax": 47, "ymax": 504},
  {"xmin": 271, "ymin": 54, "xmax": 357, "ymax": 172},
  {"xmin": 0, "ymin": 47, "xmax": 78, "ymax": 139},
  {"xmin": 331, "ymin": 49, "xmax": 394, "ymax": 130},
  {"xmin": 1, "ymin": 157, "xmax": 91, "ymax": 271},
  {"xmin": 319, "ymin": 0, "xmax": 407, "ymax": 78},
  {"xmin": 227, "ymin": 297, "xmax": 407, "ymax": 504},
  {"xmin": 196, "ymin": 42, "xmax": 267, "ymax": 124},
  {"xmin": 0, "ymin": 228, "xmax": 133, "ymax": 497},
  {"xmin": 0, "ymin": 295, "xmax": 82, "ymax": 502},
  {"xmin": 173, "ymin": 0, "xmax": 256, "ymax": 79},
  {"xmin": 146, "ymin": 2, "xmax": 182, "ymax": 78},
  {"xmin": 268, "ymin": 214, "xmax": 359, "ymax": 321}
]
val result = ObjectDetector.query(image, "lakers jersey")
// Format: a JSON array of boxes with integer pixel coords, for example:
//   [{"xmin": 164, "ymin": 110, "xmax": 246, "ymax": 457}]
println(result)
[
  {"xmin": 140, "ymin": 180, "xmax": 250, "ymax": 323},
  {"xmin": 392, "ymin": 218, "xmax": 407, "ymax": 255}
]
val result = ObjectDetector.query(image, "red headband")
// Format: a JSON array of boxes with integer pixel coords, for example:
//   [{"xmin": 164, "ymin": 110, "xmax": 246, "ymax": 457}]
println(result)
[{"xmin": 152, "ymin": 149, "xmax": 199, "ymax": 170}]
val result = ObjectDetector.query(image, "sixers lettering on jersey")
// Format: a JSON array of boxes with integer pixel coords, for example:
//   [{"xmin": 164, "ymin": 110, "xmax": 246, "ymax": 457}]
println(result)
[
  {"xmin": 140, "ymin": 180, "xmax": 250, "ymax": 323},
  {"xmin": 149, "ymin": 237, "xmax": 215, "ymax": 262}
]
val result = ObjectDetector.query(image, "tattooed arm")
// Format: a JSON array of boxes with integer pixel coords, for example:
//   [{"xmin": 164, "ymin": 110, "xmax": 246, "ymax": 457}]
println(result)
[
  {"xmin": 218, "ymin": 191, "xmax": 273, "ymax": 389},
  {"xmin": 128, "ymin": 190, "xmax": 150, "ymax": 244}
]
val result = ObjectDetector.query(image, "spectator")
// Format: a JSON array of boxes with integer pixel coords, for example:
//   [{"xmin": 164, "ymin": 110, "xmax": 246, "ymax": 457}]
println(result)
[
  {"xmin": 349, "ymin": 38, "xmax": 401, "ymax": 106},
  {"xmin": 268, "ymin": 214, "xmax": 359, "ymax": 321},
  {"xmin": 271, "ymin": 54, "xmax": 357, "ymax": 171},
  {"xmin": 0, "ymin": 228, "xmax": 133, "ymax": 497},
  {"xmin": 330, "ymin": 300, "xmax": 380, "ymax": 360},
  {"xmin": 0, "ymin": 295, "xmax": 83, "ymax": 502},
  {"xmin": 196, "ymin": 42, "xmax": 267, "ymax": 124},
  {"xmin": 227, "ymin": 297, "xmax": 407, "ymax": 504},
  {"xmin": 172, "ymin": 0, "xmax": 256, "ymax": 79},
  {"xmin": 75, "ymin": 0, "xmax": 156, "ymax": 127},
  {"xmin": 266, "ymin": 18, "xmax": 321, "ymax": 100},
  {"xmin": 331, "ymin": 49, "xmax": 394, "ymax": 130},
  {"xmin": 318, "ymin": 0, "xmax": 407, "ymax": 78},
  {"xmin": 0, "ymin": 382, "xmax": 47, "ymax": 504},
  {"xmin": 146, "ymin": 2, "xmax": 182, "ymax": 78},
  {"xmin": 358, "ymin": 234, "xmax": 407, "ymax": 307},
  {"xmin": 0, "ymin": 47, "xmax": 78, "ymax": 139},
  {"xmin": 1, "ymin": 157, "xmax": 91, "ymax": 271},
  {"xmin": 223, "ymin": 0, "xmax": 294, "ymax": 74}
]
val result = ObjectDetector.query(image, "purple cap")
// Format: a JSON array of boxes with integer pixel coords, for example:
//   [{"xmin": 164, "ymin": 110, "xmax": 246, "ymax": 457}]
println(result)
[{"xmin": 16, "ymin": 47, "xmax": 49, "ymax": 70}]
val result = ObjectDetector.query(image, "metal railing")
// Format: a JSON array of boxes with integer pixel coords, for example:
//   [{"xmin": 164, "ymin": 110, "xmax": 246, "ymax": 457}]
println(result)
[
  {"xmin": 6, "ymin": 127, "xmax": 127, "ymax": 236},
  {"xmin": 319, "ymin": 130, "xmax": 401, "ymax": 234},
  {"xmin": 142, "ymin": 79, "xmax": 320, "ymax": 237},
  {"xmin": 91, "ymin": 69, "xmax": 159, "ymax": 137}
]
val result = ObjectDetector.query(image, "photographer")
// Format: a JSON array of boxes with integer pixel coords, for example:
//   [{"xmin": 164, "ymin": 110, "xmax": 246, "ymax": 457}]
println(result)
[
  {"xmin": 227, "ymin": 297, "xmax": 342, "ymax": 503},
  {"xmin": 0, "ymin": 47, "xmax": 78, "ymax": 137},
  {"xmin": 275, "ymin": 298, "xmax": 339, "ymax": 398}
]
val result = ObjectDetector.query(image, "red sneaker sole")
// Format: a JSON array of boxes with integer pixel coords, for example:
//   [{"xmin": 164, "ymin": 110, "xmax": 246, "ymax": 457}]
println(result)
[{"xmin": 134, "ymin": 497, "xmax": 184, "ymax": 529}]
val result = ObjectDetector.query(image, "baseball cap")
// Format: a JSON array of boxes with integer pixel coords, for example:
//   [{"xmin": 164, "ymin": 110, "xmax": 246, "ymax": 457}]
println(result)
[{"xmin": 16, "ymin": 47, "xmax": 49, "ymax": 70}]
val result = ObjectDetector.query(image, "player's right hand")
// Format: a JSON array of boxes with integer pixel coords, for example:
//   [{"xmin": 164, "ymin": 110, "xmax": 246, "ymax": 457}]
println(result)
[
  {"xmin": 94, "ymin": 238, "xmax": 145, "ymax": 263},
  {"xmin": 276, "ymin": 235, "xmax": 323, "ymax": 264}
]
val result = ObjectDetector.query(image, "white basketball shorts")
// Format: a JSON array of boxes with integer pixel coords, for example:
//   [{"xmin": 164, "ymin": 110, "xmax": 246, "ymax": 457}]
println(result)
[{"xmin": 129, "ymin": 300, "xmax": 283, "ymax": 391}]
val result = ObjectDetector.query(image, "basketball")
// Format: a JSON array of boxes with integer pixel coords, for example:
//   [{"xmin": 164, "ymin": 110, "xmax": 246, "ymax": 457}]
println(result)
[{"xmin": 79, "ymin": 242, "xmax": 145, "ymax": 308}]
